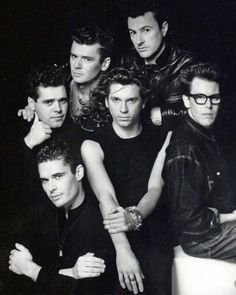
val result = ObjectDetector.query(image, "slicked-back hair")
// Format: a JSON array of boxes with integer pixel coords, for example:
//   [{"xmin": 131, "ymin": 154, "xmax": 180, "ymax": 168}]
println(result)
[
  {"xmin": 72, "ymin": 25, "xmax": 114, "ymax": 62},
  {"xmin": 179, "ymin": 62, "xmax": 222, "ymax": 95},
  {"xmin": 90, "ymin": 67, "xmax": 148, "ymax": 106},
  {"xmin": 27, "ymin": 65, "xmax": 67, "ymax": 101},
  {"xmin": 37, "ymin": 139, "xmax": 82, "ymax": 174},
  {"xmin": 126, "ymin": 0, "xmax": 169, "ymax": 27}
]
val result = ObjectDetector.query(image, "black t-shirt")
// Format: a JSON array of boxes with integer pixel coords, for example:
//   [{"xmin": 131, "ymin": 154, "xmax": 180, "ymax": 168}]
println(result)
[{"xmin": 92, "ymin": 125, "xmax": 170, "ymax": 247}]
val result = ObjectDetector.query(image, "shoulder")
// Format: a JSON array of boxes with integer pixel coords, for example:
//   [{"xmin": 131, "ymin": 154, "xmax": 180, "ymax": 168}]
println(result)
[
  {"xmin": 168, "ymin": 46, "xmax": 195, "ymax": 71},
  {"xmin": 166, "ymin": 122, "xmax": 202, "ymax": 162}
]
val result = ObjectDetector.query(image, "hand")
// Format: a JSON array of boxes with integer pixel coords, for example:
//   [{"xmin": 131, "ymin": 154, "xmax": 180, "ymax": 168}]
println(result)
[
  {"xmin": 103, "ymin": 207, "xmax": 135, "ymax": 233},
  {"xmin": 150, "ymin": 107, "xmax": 162, "ymax": 125},
  {"xmin": 116, "ymin": 248, "xmax": 144, "ymax": 294},
  {"xmin": 24, "ymin": 113, "xmax": 52, "ymax": 149},
  {"xmin": 72, "ymin": 252, "xmax": 106, "ymax": 279},
  {"xmin": 9, "ymin": 243, "xmax": 33, "ymax": 275},
  {"xmin": 17, "ymin": 105, "xmax": 35, "ymax": 122}
]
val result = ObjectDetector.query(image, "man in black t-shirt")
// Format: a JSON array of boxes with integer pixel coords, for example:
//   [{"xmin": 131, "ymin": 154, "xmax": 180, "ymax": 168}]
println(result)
[{"xmin": 81, "ymin": 68, "xmax": 173, "ymax": 295}]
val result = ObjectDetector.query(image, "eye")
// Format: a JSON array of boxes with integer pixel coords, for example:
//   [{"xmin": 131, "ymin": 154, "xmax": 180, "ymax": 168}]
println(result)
[
  {"xmin": 54, "ymin": 173, "xmax": 64, "ymax": 179},
  {"xmin": 111, "ymin": 97, "xmax": 120, "ymax": 103},
  {"xmin": 128, "ymin": 98, "xmax": 137, "ymax": 103},
  {"xmin": 83, "ymin": 57, "xmax": 92, "ymax": 62},
  {"xmin": 70, "ymin": 54, "xmax": 76, "ymax": 60},
  {"xmin": 129, "ymin": 31, "xmax": 136, "ymax": 37},
  {"xmin": 144, "ymin": 28, "xmax": 150, "ymax": 33},
  {"xmin": 41, "ymin": 179, "xmax": 48, "ymax": 184},
  {"xmin": 59, "ymin": 98, "xmax": 68, "ymax": 104},
  {"xmin": 43, "ymin": 100, "xmax": 53, "ymax": 106}
]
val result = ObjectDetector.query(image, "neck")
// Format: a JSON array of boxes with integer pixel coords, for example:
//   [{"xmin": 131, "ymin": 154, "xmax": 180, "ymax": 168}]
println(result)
[
  {"xmin": 74, "ymin": 75, "xmax": 100, "ymax": 95},
  {"xmin": 144, "ymin": 41, "xmax": 166, "ymax": 65},
  {"xmin": 64, "ymin": 184, "xmax": 85, "ymax": 218},
  {"xmin": 112, "ymin": 122, "xmax": 143, "ymax": 139}
]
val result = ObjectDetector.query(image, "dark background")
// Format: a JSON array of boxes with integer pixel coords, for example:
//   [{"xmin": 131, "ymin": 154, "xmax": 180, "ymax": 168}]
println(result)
[{"xmin": 1, "ymin": 0, "xmax": 236, "ymax": 293}]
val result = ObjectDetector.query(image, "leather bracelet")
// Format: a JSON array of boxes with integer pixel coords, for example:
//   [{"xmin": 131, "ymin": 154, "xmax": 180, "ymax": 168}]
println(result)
[{"xmin": 125, "ymin": 206, "xmax": 142, "ymax": 231}]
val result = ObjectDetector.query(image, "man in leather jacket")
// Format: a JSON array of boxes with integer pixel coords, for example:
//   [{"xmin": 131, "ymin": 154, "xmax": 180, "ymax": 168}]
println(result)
[
  {"xmin": 163, "ymin": 62, "xmax": 236, "ymax": 260},
  {"xmin": 122, "ymin": 0, "xmax": 194, "ymax": 128}
]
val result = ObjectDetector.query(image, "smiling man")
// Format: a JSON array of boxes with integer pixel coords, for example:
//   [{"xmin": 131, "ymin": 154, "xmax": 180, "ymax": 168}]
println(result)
[
  {"xmin": 9, "ymin": 140, "xmax": 116, "ymax": 295},
  {"xmin": 163, "ymin": 62, "xmax": 236, "ymax": 260}
]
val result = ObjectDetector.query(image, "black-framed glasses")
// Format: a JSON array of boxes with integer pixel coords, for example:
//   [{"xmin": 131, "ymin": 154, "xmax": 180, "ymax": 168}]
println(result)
[{"xmin": 189, "ymin": 94, "xmax": 221, "ymax": 105}]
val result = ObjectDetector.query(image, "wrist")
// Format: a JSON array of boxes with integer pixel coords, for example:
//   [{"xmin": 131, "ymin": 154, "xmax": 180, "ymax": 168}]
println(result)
[
  {"xmin": 25, "ymin": 261, "xmax": 41, "ymax": 282},
  {"xmin": 24, "ymin": 135, "xmax": 34, "ymax": 149},
  {"xmin": 125, "ymin": 206, "xmax": 142, "ymax": 231}
]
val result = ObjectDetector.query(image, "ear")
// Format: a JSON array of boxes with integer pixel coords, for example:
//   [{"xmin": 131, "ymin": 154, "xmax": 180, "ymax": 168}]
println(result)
[
  {"xmin": 105, "ymin": 98, "xmax": 109, "ymax": 108},
  {"xmin": 101, "ymin": 57, "xmax": 111, "ymax": 72},
  {"xmin": 142, "ymin": 99, "xmax": 147, "ymax": 109},
  {"xmin": 161, "ymin": 21, "xmax": 168, "ymax": 37},
  {"xmin": 28, "ymin": 97, "xmax": 36, "ymax": 111},
  {"xmin": 75, "ymin": 164, "xmax": 84, "ymax": 181},
  {"xmin": 182, "ymin": 94, "xmax": 190, "ymax": 109}
]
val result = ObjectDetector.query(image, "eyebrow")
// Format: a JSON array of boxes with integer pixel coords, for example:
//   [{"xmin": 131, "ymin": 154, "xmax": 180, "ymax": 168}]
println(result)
[{"xmin": 129, "ymin": 25, "xmax": 152, "ymax": 31}]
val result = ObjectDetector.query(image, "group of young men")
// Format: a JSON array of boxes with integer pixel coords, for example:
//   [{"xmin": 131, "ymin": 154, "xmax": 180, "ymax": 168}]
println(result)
[{"xmin": 7, "ymin": 0, "xmax": 236, "ymax": 295}]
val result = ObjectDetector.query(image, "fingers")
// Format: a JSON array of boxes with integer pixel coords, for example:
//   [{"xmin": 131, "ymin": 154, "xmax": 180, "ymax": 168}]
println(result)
[
  {"xmin": 17, "ymin": 109, "xmax": 23, "ymax": 117},
  {"xmin": 134, "ymin": 271, "xmax": 144, "ymax": 293},
  {"xmin": 118, "ymin": 271, "xmax": 126, "ymax": 290},
  {"xmin": 15, "ymin": 243, "xmax": 27, "ymax": 251},
  {"xmin": 124, "ymin": 274, "xmax": 133, "ymax": 293},
  {"xmin": 32, "ymin": 112, "xmax": 39, "ymax": 125}
]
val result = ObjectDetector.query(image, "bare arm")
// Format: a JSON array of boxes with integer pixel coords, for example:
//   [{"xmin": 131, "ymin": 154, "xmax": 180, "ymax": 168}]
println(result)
[
  {"xmin": 104, "ymin": 131, "xmax": 172, "ymax": 232},
  {"xmin": 137, "ymin": 131, "xmax": 172, "ymax": 218},
  {"xmin": 81, "ymin": 140, "xmax": 144, "ymax": 294}
]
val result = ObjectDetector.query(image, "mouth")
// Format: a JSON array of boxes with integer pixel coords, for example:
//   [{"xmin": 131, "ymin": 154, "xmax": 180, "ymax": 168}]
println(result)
[
  {"xmin": 51, "ymin": 115, "xmax": 64, "ymax": 120},
  {"xmin": 118, "ymin": 117, "xmax": 130, "ymax": 121},
  {"xmin": 138, "ymin": 47, "xmax": 148, "ymax": 52},
  {"xmin": 73, "ymin": 72, "xmax": 83, "ymax": 77},
  {"xmin": 50, "ymin": 194, "xmax": 62, "ymax": 201}
]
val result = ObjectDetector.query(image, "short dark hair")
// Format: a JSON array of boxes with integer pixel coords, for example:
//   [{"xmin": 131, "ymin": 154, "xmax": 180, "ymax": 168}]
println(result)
[
  {"xmin": 179, "ymin": 62, "xmax": 222, "ymax": 95},
  {"xmin": 27, "ymin": 65, "xmax": 67, "ymax": 101},
  {"xmin": 72, "ymin": 25, "xmax": 114, "ymax": 61},
  {"xmin": 126, "ymin": 0, "xmax": 169, "ymax": 26},
  {"xmin": 37, "ymin": 139, "xmax": 82, "ymax": 174},
  {"xmin": 91, "ymin": 67, "xmax": 148, "ymax": 105}
]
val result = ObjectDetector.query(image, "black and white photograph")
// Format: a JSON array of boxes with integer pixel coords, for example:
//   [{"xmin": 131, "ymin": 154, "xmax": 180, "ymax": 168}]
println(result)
[{"xmin": 2, "ymin": 0, "xmax": 236, "ymax": 294}]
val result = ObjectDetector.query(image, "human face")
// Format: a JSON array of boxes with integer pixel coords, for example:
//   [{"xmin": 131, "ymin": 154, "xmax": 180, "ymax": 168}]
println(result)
[
  {"xmin": 38, "ymin": 159, "xmax": 82, "ymax": 211},
  {"xmin": 183, "ymin": 77, "xmax": 220, "ymax": 128},
  {"xmin": 34, "ymin": 86, "xmax": 68, "ymax": 128},
  {"xmin": 105, "ymin": 83, "xmax": 144, "ymax": 131},
  {"xmin": 128, "ymin": 11, "xmax": 167, "ymax": 63},
  {"xmin": 70, "ymin": 41, "xmax": 105, "ymax": 84}
]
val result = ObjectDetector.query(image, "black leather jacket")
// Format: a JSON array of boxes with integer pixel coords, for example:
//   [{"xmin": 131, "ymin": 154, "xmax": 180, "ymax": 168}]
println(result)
[
  {"xmin": 163, "ymin": 116, "xmax": 236, "ymax": 246},
  {"xmin": 122, "ymin": 45, "xmax": 194, "ymax": 129}
]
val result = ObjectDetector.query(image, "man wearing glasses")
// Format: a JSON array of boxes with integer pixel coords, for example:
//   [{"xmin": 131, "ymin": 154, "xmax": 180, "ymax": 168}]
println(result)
[{"xmin": 163, "ymin": 62, "xmax": 236, "ymax": 260}]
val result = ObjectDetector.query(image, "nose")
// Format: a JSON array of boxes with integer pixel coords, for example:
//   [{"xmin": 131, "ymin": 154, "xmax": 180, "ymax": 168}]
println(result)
[
  {"xmin": 49, "ymin": 180, "xmax": 56, "ymax": 193},
  {"xmin": 137, "ymin": 33, "xmax": 144, "ymax": 46},
  {"xmin": 205, "ymin": 97, "xmax": 213, "ymax": 109},
  {"xmin": 54, "ymin": 101, "xmax": 62, "ymax": 113},
  {"xmin": 120, "ymin": 101, "xmax": 128, "ymax": 113},
  {"xmin": 75, "ymin": 58, "xmax": 82, "ymax": 69}
]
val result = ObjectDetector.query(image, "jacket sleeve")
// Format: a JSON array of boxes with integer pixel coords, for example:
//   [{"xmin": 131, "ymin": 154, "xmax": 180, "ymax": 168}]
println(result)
[{"xmin": 163, "ymin": 145, "xmax": 220, "ymax": 245}]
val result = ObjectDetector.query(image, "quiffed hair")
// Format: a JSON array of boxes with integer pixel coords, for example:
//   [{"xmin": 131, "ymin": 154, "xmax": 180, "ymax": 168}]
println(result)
[
  {"xmin": 37, "ymin": 139, "xmax": 82, "ymax": 174},
  {"xmin": 27, "ymin": 65, "xmax": 67, "ymax": 100},
  {"xmin": 72, "ymin": 25, "xmax": 114, "ymax": 61},
  {"xmin": 179, "ymin": 62, "xmax": 222, "ymax": 95},
  {"xmin": 125, "ymin": 0, "xmax": 169, "ymax": 26}
]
